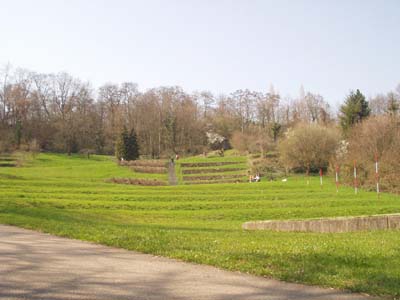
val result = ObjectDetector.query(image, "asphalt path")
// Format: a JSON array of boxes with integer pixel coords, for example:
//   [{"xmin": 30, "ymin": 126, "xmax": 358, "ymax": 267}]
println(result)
[{"xmin": 0, "ymin": 225, "xmax": 376, "ymax": 300}]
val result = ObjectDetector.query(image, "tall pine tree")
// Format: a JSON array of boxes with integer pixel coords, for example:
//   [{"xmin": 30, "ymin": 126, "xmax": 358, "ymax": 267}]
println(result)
[
  {"xmin": 115, "ymin": 127, "xmax": 140, "ymax": 161},
  {"xmin": 125, "ymin": 129, "xmax": 140, "ymax": 160},
  {"xmin": 339, "ymin": 89, "xmax": 370, "ymax": 134},
  {"xmin": 14, "ymin": 120, "xmax": 22, "ymax": 148},
  {"xmin": 115, "ymin": 127, "xmax": 128, "ymax": 161}
]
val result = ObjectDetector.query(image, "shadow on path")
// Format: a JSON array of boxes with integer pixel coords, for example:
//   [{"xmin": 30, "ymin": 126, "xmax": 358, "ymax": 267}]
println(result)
[{"xmin": 0, "ymin": 225, "xmax": 375, "ymax": 300}]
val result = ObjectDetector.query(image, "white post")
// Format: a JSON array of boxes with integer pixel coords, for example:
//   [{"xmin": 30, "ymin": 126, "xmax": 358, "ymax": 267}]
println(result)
[
  {"xmin": 335, "ymin": 165, "xmax": 339, "ymax": 193},
  {"xmin": 319, "ymin": 168, "xmax": 323, "ymax": 188},
  {"xmin": 354, "ymin": 160, "xmax": 358, "ymax": 195},
  {"xmin": 375, "ymin": 153, "xmax": 380, "ymax": 195}
]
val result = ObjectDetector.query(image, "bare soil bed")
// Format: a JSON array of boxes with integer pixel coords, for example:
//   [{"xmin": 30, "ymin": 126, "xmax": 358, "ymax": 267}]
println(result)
[
  {"xmin": 106, "ymin": 177, "xmax": 167, "ymax": 186},
  {"xmin": 182, "ymin": 167, "xmax": 245, "ymax": 174},
  {"xmin": 180, "ymin": 161, "xmax": 242, "ymax": 168},
  {"xmin": 131, "ymin": 166, "xmax": 167, "ymax": 174},
  {"xmin": 183, "ymin": 174, "xmax": 245, "ymax": 181}
]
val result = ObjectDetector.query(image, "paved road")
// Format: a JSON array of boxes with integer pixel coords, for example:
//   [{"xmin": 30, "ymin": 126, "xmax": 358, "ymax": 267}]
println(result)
[{"xmin": 0, "ymin": 225, "xmax": 375, "ymax": 300}]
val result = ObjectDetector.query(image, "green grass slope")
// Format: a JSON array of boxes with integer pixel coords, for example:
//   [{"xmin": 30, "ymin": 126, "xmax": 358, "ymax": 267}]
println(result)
[{"xmin": 0, "ymin": 153, "xmax": 400, "ymax": 297}]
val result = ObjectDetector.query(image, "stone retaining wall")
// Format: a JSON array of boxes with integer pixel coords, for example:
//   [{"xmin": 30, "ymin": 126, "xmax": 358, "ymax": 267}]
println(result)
[{"xmin": 242, "ymin": 214, "xmax": 400, "ymax": 233}]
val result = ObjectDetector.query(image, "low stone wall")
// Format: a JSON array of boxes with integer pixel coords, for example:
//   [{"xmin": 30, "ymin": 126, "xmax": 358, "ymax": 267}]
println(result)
[{"xmin": 242, "ymin": 214, "xmax": 400, "ymax": 233}]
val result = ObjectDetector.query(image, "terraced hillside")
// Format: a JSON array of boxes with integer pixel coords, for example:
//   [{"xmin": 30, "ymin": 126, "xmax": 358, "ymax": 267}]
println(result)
[
  {"xmin": 177, "ymin": 152, "xmax": 249, "ymax": 184},
  {"xmin": 113, "ymin": 159, "xmax": 169, "ymax": 185},
  {"xmin": 0, "ymin": 153, "xmax": 17, "ymax": 168},
  {"xmin": 1, "ymin": 153, "xmax": 400, "ymax": 297}
]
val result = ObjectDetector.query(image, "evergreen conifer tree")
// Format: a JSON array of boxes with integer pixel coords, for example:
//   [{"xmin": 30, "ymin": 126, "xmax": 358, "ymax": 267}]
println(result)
[
  {"xmin": 115, "ymin": 127, "xmax": 128, "ymax": 160},
  {"xmin": 125, "ymin": 128, "xmax": 140, "ymax": 160},
  {"xmin": 339, "ymin": 89, "xmax": 370, "ymax": 134},
  {"xmin": 15, "ymin": 120, "xmax": 22, "ymax": 148},
  {"xmin": 115, "ymin": 127, "xmax": 140, "ymax": 161}
]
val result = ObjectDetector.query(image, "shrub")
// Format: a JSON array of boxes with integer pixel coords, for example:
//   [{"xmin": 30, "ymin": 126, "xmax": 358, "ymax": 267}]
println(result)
[
  {"xmin": 340, "ymin": 116, "xmax": 400, "ymax": 193},
  {"xmin": 251, "ymin": 153, "xmax": 286, "ymax": 180},
  {"xmin": 279, "ymin": 123, "xmax": 340, "ymax": 172},
  {"xmin": 206, "ymin": 132, "xmax": 230, "ymax": 150}
]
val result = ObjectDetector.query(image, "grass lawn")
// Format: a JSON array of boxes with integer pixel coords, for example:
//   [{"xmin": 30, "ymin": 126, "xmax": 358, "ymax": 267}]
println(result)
[{"xmin": 0, "ymin": 153, "xmax": 400, "ymax": 298}]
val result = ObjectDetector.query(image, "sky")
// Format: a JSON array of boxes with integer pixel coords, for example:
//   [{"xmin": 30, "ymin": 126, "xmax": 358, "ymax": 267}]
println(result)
[{"xmin": 1, "ymin": 0, "xmax": 399, "ymax": 108}]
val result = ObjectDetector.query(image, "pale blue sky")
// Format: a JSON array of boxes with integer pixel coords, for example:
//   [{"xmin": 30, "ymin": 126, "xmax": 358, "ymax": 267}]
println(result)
[{"xmin": 1, "ymin": 0, "xmax": 399, "ymax": 106}]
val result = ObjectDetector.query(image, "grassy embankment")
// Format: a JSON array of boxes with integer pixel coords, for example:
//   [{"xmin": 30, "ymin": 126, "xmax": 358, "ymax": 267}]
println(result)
[{"xmin": 0, "ymin": 153, "xmax": 400, "ymax": 298}]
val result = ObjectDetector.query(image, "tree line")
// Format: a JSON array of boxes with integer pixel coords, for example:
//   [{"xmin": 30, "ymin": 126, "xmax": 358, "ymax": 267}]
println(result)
[
  {"xmin": 276, "ymin": 88, "xmax": 400, "ymax": 193},
  {"xmin": 0, "ymin": 64, "xmax": 399, "ymax": 158}
]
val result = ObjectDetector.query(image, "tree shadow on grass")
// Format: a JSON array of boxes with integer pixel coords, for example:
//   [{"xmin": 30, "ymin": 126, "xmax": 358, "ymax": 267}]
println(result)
[{"xmin": 234, "ymin": 248, "xmax": 398, "ymax": 298}]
